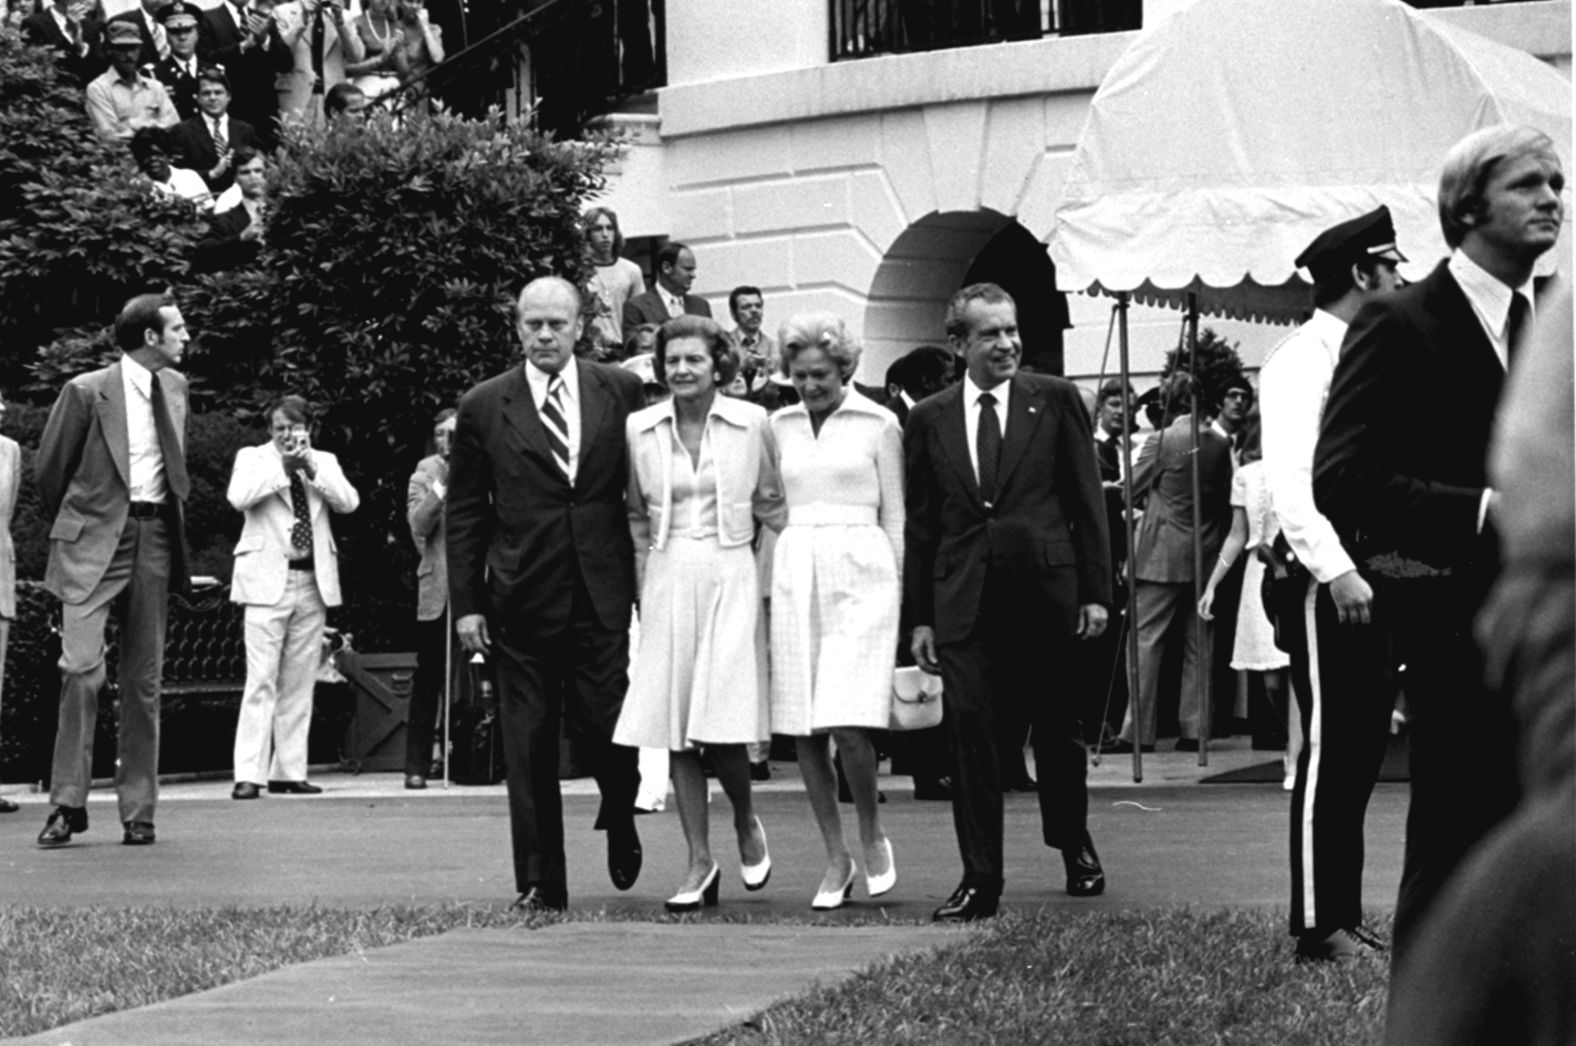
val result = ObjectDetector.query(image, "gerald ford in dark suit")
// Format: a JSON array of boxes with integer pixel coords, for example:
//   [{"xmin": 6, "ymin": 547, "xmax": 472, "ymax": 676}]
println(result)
[
  {"xmin": 905, "ymin": 283, "xmax": 1111, "ymax": 922},
  {"xmin": 446, "ymin": 276, "xmax": 645, "ymax": 913}
]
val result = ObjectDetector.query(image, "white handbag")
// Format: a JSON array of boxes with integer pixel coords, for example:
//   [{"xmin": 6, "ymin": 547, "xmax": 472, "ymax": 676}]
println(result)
[{"xmin": 889, "ymin": 666, "xmax": 944, "ymax": 732}]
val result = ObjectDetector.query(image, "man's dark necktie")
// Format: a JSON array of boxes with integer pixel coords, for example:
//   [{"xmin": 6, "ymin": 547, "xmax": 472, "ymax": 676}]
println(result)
[
  {"xmin": 289, "ymin": 470, "xmax": 312, "ymax": 551},
  {"xmin": 1506, "ymin": 292, "xmax": 1530, "ymax": 367},
  {"xmin": 977, "ymin": 391, "xmax": 1001, "ymax": 507},
  {"xmin": 150, "ymin": 376, "xmax": 189, "ymax": 501},
  {"xmin": 540, "ymin": 374, "xmax": 571, "ymax": 478},
  {"xmin": 309, "ymin": 5, "xmax": 326, "ymax": 92}
]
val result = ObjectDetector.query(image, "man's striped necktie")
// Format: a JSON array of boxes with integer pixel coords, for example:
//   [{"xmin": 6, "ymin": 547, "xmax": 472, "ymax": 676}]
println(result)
[{"xmin": 541, "ymin": 374, "xmax": 570, "ymax": 477}]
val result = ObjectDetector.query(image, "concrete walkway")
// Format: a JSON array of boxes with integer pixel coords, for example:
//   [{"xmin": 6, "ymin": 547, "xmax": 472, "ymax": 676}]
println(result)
[{"xmin": 0, "ymin": 738, "xmax": 1408, "ymax": 1044}]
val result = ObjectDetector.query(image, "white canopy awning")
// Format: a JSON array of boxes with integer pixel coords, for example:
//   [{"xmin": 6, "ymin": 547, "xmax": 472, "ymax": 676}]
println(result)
[{"xmin": 1048, "ymin": 0, "xmax": 1572, "ymax": 324}]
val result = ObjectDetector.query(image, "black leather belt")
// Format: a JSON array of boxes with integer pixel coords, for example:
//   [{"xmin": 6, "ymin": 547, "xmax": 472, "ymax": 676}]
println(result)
[
  {"xmin": 288, "ymin": 558, "xmax": 315, "ymax": 572},
  {"xmin": 128, "ymin": 501, "xmax": 164, "ymax": 519}
]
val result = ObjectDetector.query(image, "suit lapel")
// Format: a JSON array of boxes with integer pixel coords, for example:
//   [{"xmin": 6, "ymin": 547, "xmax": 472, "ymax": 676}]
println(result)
[
  {"xmin": 1430, "ymin": 263, "xmax": 1503, "ymax": 379},
  {"xmin": 995, "ymin": 374, "xmax": 1044, "ymax": 493},
  {"xmin": 575, "ymin": 358, "xmax": 611, "ymax": 492},
  {"xmin": 501, "ymin": 365, "xmax": 569, "ymax": 487},
  {"xmin": 934, "ymin": 385, "xmax": 980, "ymax": 505},
  {"xmin": 96, "ymin": 361, "xmax": 132, "ymax": 492}
]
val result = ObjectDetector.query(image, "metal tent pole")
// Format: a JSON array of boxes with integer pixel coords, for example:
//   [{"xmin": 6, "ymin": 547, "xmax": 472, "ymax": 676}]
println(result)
[
  {"xmin": 1116, "ymin": 292, "xmax": 1144, "ymax": 783},
  {"xmin": 1184, "ymin": 291, "xmax": 1209, "ymax": 767}
]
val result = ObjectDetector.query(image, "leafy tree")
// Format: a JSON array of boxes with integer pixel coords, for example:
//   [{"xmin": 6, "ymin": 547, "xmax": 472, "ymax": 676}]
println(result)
[
  {"xmin": 0, "ymin": 32, "xmax": 203, "ymax": 397},
  {"xmin": 1160, "ymin": 327, "xmax": 1247, "ymax": 415}
]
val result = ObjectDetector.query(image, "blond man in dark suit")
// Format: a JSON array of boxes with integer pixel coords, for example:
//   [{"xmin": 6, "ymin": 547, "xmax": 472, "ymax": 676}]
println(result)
[{"xmin": 36, "ymin": 294, "xmax": 191, "ymax": 848}]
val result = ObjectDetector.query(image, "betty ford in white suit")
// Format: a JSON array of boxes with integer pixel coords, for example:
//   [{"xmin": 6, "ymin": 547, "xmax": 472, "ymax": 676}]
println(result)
[{"xmin": 228, "ymin": 397, "xmax": 359, "ymax": 794}]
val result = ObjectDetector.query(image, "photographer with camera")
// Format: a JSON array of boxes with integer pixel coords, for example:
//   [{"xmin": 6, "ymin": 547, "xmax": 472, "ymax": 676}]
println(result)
[
  {"xmin": 274, "ymin": 0, "xmax": 363, "ymax": 127},
  {"xmin": 227, "ymin": 394, "xmax": 360, "ymax": 801}
]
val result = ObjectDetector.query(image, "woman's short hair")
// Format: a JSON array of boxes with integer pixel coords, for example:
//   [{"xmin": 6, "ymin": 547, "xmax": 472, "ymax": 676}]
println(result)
[
  {"xmin": 777, "ymin": 311, "xmax": 860, "ymax": 382},
  {"xmin": 1438, "ymin": 124, "xmax": 1560, "ymax": 249},
  {"xmin": 653, "ymin": 315, "xmax": 738, "ymax": 389}
]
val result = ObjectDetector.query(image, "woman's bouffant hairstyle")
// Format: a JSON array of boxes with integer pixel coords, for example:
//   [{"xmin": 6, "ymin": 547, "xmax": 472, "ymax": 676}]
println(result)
[
  {"xmin": 652, "ymin": 315, "xmax": 738, "ymax": 389},
  {"xmin": 777, "ymin": 311, "xmax": 860, "ymax": 382}
]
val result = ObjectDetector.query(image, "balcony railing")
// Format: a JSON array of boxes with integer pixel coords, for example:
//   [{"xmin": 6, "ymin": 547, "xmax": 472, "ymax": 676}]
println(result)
[
  {"xmin": 386, "ymin": 0, "xmax": 665, "ymax": 136},
  {"xmin": 830, "ymin": 0, "xmax": 1142, "ymax": 60}
]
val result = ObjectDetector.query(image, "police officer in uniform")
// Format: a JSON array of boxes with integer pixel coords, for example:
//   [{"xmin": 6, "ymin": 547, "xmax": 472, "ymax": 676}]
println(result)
[
  {"xmin": 1259, "ymin": 206, "xmax": 1406, "ymax": 961},
  {"xmin": 153, "ymin": 1, "xmax": 203, "ymax": 121}
]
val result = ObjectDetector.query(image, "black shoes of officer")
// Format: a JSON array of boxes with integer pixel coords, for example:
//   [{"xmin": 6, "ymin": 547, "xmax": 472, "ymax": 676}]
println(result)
[
  {"xmin": 0, "ymin": 796, "xmax": 18, "ymax": 813},
  {"xmin": 1064, "ymin": 831, "xmax": 1106, "ymax": 897},
  {"xmin": 267, "ymin": 780, "xmax": 324, "ymax": 795},
  {"xmin": 37, "ymin": 805, "xmax": 88, "ymax": 847},
  {"xmin": 1295, "ymin": 925, "xmax": 1387, "ymax": 962},
  {"xmin": 511, "ymin": 884, "xmax": 568, "ymax": 914},
  {"xmin": 932, "ymin": 882, "xmax": 1001, "ymax": 922},
  {"xmin": 232, "ymin": 782, "xmax": 261, "ymax": 800}
]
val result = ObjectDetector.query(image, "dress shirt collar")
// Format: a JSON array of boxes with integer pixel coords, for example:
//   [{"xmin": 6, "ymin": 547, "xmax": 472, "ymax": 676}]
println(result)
[
  {"xmin": 661, "ymin": 288, "xmax": 685, "ymax": 317},
  {"xmin": 524, "ymin": 357, "xmax": 580, "ymax": 406},
  {"xmin": 963, "ymin": 373, "xmax": 1011, "ymax": 416},
  {"xmin": 122, "ymin": 351, "xmax": 155, "ymax": 400},
  {"xmin": 1449, "ymin": 249, "xmax": 1534, "ymax": 367}
]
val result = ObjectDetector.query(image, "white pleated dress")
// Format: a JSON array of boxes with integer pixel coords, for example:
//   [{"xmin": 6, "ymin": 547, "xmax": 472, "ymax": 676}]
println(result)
[
  {"xmin": 616, "ymin": 401, "xmax": 782, "ymax": 750},
  {"xmin": 769, "ymin": 391, "xmax": 904, "ymax": 734}
]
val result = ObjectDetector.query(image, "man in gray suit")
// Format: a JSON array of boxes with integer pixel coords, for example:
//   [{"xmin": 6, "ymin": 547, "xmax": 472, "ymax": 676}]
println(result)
[
  {"xmin": 36, "ymin": 293, "xmax": 191, "ymax": 848},
  {"xmin": 621, "ymin": 242, "xmax": 712, "ymax": 332},
  {"xmin": 404, "ymin": 406, "xmax": 456, "ymax": 790}
]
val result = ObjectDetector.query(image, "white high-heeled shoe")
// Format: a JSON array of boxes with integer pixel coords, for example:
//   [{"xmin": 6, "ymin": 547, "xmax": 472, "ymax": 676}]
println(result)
[
  {"xmin": 864, "ymin": 837, "xmax": 896, "ymax": 898},
  {"xmin": 740, "ymin": 817, "xmax": 771, "ymax": 891},
  {"xmin": 811, "ymin": 864, "xmax": 857, "ymax": 911},
  {"xmin": 665, "ymin": 862, "xmax": 720, "ymax": 913}
]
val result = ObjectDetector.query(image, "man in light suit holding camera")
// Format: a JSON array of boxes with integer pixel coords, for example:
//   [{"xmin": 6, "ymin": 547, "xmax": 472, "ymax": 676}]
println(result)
[{"xmin": 228, "ymin": 394, "xmax": 359, "ymax": 799}]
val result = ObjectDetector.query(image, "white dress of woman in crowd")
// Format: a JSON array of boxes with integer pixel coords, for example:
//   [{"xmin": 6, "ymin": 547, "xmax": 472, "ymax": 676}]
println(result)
[
  {"xmin": 615, "ymin": 316, "xmax": 786, "ymax": 912},
  {"xmin": 1198, "ymin": 407, "xmax": 1300, "ymax": 787},
  {"xmin": 769, "ymin": 311, "xmax": 902, "ymax": 911}
]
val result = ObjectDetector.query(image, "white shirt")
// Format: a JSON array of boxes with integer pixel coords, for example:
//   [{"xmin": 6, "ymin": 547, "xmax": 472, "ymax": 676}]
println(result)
[
  {"xmin": 120, "ymin": 353, "xmax": 170, "ymax": 504},
  {"xmin": 207, "ymin": 113, "xmax": 231, "ymax": 145},
  {"xmin": 1448, "ymin": 250, "xmax": 1535, "ymax": 371},
  {"xmin": 962, "ymin": 375, "xmax": 1011, "ymax": 489},
  {"xmin": 1259, "ymin": 308, "xmax": 1354, "ymax": 583},
  {"xmin": 525, "ymin": 359, "xmax": 581, "ymax": 484}
]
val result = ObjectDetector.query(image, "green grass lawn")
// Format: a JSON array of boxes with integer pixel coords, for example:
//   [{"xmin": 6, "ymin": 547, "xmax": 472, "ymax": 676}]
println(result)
[{"xmin": 0, "ymin": 905, "xmax": 1389, "ymax": 1043}]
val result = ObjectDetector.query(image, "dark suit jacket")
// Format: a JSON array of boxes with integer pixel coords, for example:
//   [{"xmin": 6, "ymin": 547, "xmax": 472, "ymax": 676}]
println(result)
[
  {"xmin": 197, "ymin": 3, "xmax": 290, "ymax": 143},
  {"xmin": 35, "ymin": 359, "xmax": 190, "ymax": 604},
  {"xmin": 22, "ymin": 8, "xmax": 104, "ymax": 83},
  {"xmin": 107, "ymin": 9, "xmax": 161, "ymax": 68},
  {"xmin": 903, "ymin": 372, "xmax": 1111, "ymax": 644},
  {"xmin": 168, "ymin": 115, "xmax": 257, "ymax": 191},
  {"xmin": 194, "ymin": 203, "xmax": 260, "ymax": 272},
  {"xmin": 1130, "ymin": 414, "xmax": 1233, "ymax": 584},
  {"xmin": 621, "ymin": 289, "xmax": 711, "ymax": 333},
  {"xmin": 154, "ymin": 54, "xmax": 202, "ymax": 121},
  {"xmin": 1314, "ymin": 260, "xmax": 1504, "ymax": 578},
  {"xmin": 446, "ymin": 358, "xmax": 645, "ymax": 634}
]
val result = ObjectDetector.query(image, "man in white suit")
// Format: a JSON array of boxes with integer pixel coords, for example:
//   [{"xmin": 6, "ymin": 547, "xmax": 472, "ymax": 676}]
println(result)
[{"xmin": 228, "ymin": 394, "xmax": 359, "ymax": 799}]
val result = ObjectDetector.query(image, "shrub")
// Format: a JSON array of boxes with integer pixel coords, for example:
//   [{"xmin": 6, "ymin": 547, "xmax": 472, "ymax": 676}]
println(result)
[
  {"xmin": 1160, "ymin": 327, "xmax": 1248, "ymax": 415},
  {"xmin": 174, "ymin": 111, "xmax": 620, "ymax": 607},
  {"xmin": 0, "ymin": 33, "xmax": 205, "ymax": 399}
]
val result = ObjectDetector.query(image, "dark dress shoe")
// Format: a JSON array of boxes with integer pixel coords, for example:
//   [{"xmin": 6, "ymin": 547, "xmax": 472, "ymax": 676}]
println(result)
[
  {"xmin": 122, "ymin": 821, "xmax": 156, "ymax": 846},
  {"xmin": 1064, "ymin": 831, "xmax": 1106, "ymax": 897},
  {"xmin": 0, "ymin": 797, "xmax": 18, "ymax": 813},
  {"xmin": 1100, "ymin": 739, "xmax": 1154, "ymax": 755},
  {"xmin": 267, "ymin": 781, "xmax": 324, "ymax": 795},
  {"xmin": 37, "ymin": 805, "xmax": 88, "ymax": 847},
  {"xmin": 232, "ymin": 782, "xmax": 261, "ymax": 800},
  {"xmin": 1295, "ymin": 925, "xmax": 1386, "ymax": 962},
  {"xmin": 511, "ymin": 884, "xmax": 568, "ymax": 913},
  {"xmin": 749, "ymin": 760, "xmax": 771, "ymax": 782},
  {"xmin": 607, "ymin": 822, "xmax": 643, "ymax": 891},
  {"xmin": 932, "ymin": 882, "xmax": 1000, "ymax": 923},
  {"xmin": 404, "ymin": 774, "xmax": 427, "ymax": 790},
  {"xmin": 1174, "ymin": 737, "xmax": 1201, "ymax": 753},
  {"xmin": 1003, "ymin": 774, "xmax": 1038, "ymax": 794},
  {"xmin": 913, "ymin": 776, "xmax": 953, "ymax": 801}
]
